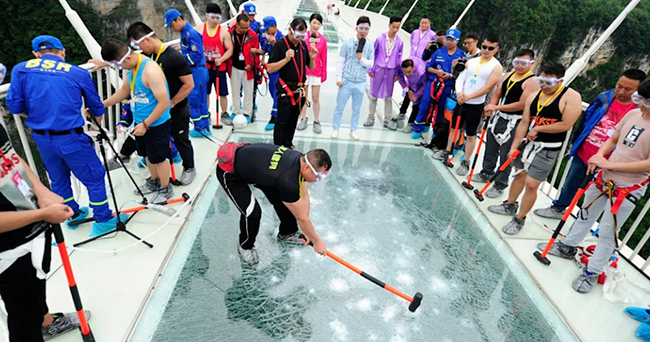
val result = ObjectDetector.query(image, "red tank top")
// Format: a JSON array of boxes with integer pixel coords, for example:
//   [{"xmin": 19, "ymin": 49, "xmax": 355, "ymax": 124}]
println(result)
[{"xmin": 203, "ymin": 24, "xmax": 226, "ymax": 71}]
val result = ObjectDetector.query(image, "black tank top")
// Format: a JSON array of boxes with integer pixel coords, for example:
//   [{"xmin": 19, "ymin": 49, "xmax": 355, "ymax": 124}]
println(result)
[
  {"xmin": 500, "ymin": 73, "xmax": 534, "ymax": 116},
  {"xmin": 530, "ymin": 87, "xmax": 570, "ymax": 148}
]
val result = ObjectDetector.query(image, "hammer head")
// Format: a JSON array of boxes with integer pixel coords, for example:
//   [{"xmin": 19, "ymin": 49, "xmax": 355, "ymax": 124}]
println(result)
[
  {"xmin": 461, "ymin": 181, "xmax": 474, "ymax": 190},
  {"xmin": 533, "ymin": 251, "xmax": 551, "ymax": 266},
  {"xmin": 473, "ymin": 189, "xmax": 484, "ymax": 202},
  {"xmin": 408, "ymin": 292, "xmax": 423, "ymax": 312}
]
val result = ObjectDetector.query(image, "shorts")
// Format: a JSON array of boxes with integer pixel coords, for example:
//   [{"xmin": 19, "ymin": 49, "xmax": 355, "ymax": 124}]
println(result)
[
  {"xmin": 207, "ymin": 69, "xmax": 229, "ymax": 96},
  {"xmin": 513, "ymin": 149, "xmax": 561, "ymax": 182},
  {"xmin": 135, "ymin": 119, "xmax": 171, "ymax": 164},
  {"xmin": 450, "ymin": 103, "xmax": 484, "ymax": 136},
  {"xmin": 306, "ymin": 75, "xmax": 322, "ymax": 86}
]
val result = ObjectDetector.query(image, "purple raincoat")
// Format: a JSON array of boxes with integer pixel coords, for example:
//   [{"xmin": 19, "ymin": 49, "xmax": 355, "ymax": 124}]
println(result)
[
  {"xmin": 398, "ymin": 58, "xmax": 427, "ymax": 105},
  {"xmin": 368, "ymin": 32, "xmax": 404, "ymax": 99}
]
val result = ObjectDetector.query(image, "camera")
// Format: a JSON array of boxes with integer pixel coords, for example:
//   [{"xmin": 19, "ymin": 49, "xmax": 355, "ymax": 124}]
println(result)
[
  {"xmin": 453, "ymin": 57, "xmax": 468, "ymax": 78},
  {"xmin": 428, "ymin": 40, "xmax": 443, "ymax": 54}
]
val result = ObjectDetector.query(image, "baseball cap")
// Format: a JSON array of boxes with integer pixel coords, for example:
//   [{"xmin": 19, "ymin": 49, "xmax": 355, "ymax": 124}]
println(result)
[
  {"xmin": 164, "ymin": 9, "xmax": 182, "ymax": 28},
  {"xmin": 243, "ymin": 3, "xmax": 256, "ymax": 15},
  {"xmin": 31, "ymin": 35, "xmax": 65, "ymax": 52},
  {"xmin": 446, "ymin": 28, "xmax": 461, "ymax": 40},
  {"xmin": 262, "ymin": 16, "xmax": 277, "ymax": 32}
]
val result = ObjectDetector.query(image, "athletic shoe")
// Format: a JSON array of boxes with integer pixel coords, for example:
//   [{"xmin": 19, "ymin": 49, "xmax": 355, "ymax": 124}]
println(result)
[
  {"xmin": 536, "ymin": 241, "xmax": 577, "ymax": 260},
  {"xmin": 151, "ymin": 184, "xmax": 174, "ymax": 205},
  {"xmin": 411, "ymin": 131, "xmax": 423, "ymax": 139},
  {"xmin": 472, "ymin": 172, "xmax": 491, "ymax": 183},
  {"xmin": 65, "ymin": 207, "xmax": 89, "ymax": 230},
  {"xmin": 432, "ymin": 149, "xmax": 449, "ymax": 161},
  {"xmin": 363, "ymin": 117, "xmax": 375, "ymax": 127},
  {"xmin": 180, "ymin": 168, "xmax": 196, "ymax": 186},
  {"xmin": 456, "ymin": 160, "xmax": 470, "ymax": 176},
  {"xmin": 488, "ymin": 200, "xmax": 519, "ymax": 216},
  {"xmin": 397, "ymin": 113, "xmax": 406, "ymax": 121},
  {"xmin": 106, "ymin": 155, "xmax": 130, "ymax": 171},
  {"xmin": 350, "ymin": 130, "xmax": 360, "ymax": 141},
  {"xmin": 313, "ymin": 121, "xmax": 322, "ymax": 134},
  {"xmin": 135, "ymin": 177, "xmax": 160, "ymax": 195},
  {"xmin": 402, "ymin": 123, "xmax": 414, "ymax": 133},
  {"xmin": 534, "ymin": 206, "xmax": 566, "ymax": 220},
  {"xmin": 42, "ymin": 311, "xmax": 92, "ymax": 341},
  {"xmin": 221, "ymin": 112, "xmax": 233, "ymax": 126},
  {"xmin": 137, "ymin": 157, "xmax": 147, "ymax": 169},
  {"xmin": 572, "ymin": 268, "xmax": 600, "ymax": 293},
  {"xmin": 90, "ymin": 214, "xmax": 129, "ymax": 238},
  {"xmin": 277, "ymin": 231, "xmax": 306, "ymax": 245},
  {"xmin": 297, "ymin": 117, "xmax": 308, "ymax": 130},
  {"xmin": 624, "ymin": 307, "xmax": 650, "ymax": 324},
  {"xmin": 238, "ymin": 246, "xmax": 259, "ymax": 265},
  {"xmin": 384, "ymin": 119, "xmax": 397, "ymax": 131},
  {"xmin": 331, "ymin": 130, "xmax": 339, "ymax": 139},
  {"xmin": 485, "ymin": 186, "xmax": 503, "ymax": 198},
  {"xmin": 502, "ymin": 217, "xmax": 525, "ymax": 235}
]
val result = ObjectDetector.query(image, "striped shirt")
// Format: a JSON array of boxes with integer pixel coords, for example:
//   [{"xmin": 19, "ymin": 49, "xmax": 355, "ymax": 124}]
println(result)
[{"xmin": 338, "ymin": 37, "xmax": 374, "ymax": 83}]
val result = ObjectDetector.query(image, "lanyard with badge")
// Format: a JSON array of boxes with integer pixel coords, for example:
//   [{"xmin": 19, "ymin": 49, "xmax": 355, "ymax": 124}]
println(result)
[
  {"xmin": 0, "ymin": 149, "xmax": 30, "ymax": 198},
  {"xmin": 470, "ymin": 57, "xmax": 493, "ymax": 85},
  {"xmin": 385, "ymin": 37, "xmax": 396, "ymax": 63},
  {"xmin": 236, "ymin": 33, "xmax": 246, "ymax": 61},
  {"xmin": 499, "ymin": 71, "xmax": 531, "ymax": 105},
  {"xmin": 152, "ymin": 44, "xmax": 164, "ymax": 64},
  {"xmin": 130, "ymin": 54, "xmax": 144, "ymax": 99}
]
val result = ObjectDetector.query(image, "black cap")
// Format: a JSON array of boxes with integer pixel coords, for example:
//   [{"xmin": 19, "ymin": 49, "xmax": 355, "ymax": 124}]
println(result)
[{"xmin": 638, "ymin": 78, "xmax": 650, "ymax": 98}]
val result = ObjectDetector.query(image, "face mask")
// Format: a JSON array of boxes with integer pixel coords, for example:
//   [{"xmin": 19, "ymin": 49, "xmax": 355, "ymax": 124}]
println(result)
[
  {"xmin": 305, "ymin": 156, "xmax": 331, "ymax": 182},
  {"xmin": 632, "ymin": 92, "xmax": 650, "ymax": 108},
  {"xmin": 293, "ymin": 29, "xmax": 307, "ymax": 40},
  {"xmin": 130, "ymin": 31, "xmax": 154, "ymax": 50},
  {"xmin": 108, "ymin": 50, "xmax": 130, "ymax": 70},
  {"xmin": 536, "ymin": 76, "xmax": 562, "ymax": 88},
  {"xmin": 512, "ymin": 58, "xmax": 532, "ymax": 68}
]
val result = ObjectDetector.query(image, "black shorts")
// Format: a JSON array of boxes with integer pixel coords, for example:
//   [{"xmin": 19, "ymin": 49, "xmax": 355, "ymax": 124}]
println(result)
[
  {"xmin": 207, "ymin": 69, "xmax": 229, "ymax": 96},
  {"xmin": 135, "ymin": 119, "xmax": 171, "ymax": 164},
  {"xmin": 450, "ymin": 103, "xmax": 484, "ymax": 136}
]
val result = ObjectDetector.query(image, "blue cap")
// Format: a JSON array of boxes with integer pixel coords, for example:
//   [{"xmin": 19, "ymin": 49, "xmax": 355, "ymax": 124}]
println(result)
[
  {"xmin": 261, "ymin": 16, "xmax": 277, "ymax": 32},
  {"xmin": 446, "ymin": 29, "xmax": 461, "ymax": 40},
  {"xmin": 31, "ymin": 35, "xmax": 65, "ymax": 52},
  {"xmin": 243, "ymin": 3, "xmax": 256, "ymax": 14},
  {"xmin": 164, "ymin": 9, "xmax": 182, "ymax": 28}
]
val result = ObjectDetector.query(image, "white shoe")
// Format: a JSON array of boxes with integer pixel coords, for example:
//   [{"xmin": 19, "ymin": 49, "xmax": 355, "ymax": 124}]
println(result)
[
  {"xmin": 350, "ymin": 130, "xmax": 360, "ymax": 140},
  {"xmin": 331, "ymin": 130, "xmax": 339, "ymax": 139}
]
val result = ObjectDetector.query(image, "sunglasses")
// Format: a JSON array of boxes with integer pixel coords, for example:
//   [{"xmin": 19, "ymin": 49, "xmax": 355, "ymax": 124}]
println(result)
[
  {"xmin": 130, "ymin": 31, "xmax": 154, "ymax": 50},
  {"xmin": 108, "ymin": 50, "xmax": 130, "ymax": 70},
  {"xmin": 481, "ymin": 45, "xmax": 497, "ymax": 51},
  {"xmin": 512, "ymin": 58, "xmax": 533, "ymax": 67},
  {"xmin": 357, "ymin": 25, "xmax": 370, "ymax": 32},
  {"xmin": 536, "ymin": 76, "xmax": 563, "ymax": 88},
  {"xmin": 632, "ymin": 92, "xmax": 650, "ymax": 108},
  {"xmin": 305, "ymin": 156, "xmax": 331, "ymax": 182},
  {"xmin": 207, "ymin": 13, "xmax": 222, "ymax": 21}
]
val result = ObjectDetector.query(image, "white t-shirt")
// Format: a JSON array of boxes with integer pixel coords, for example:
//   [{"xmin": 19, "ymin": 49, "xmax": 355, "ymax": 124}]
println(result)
[{"xmin": 456, "ymin": 57, "xmax": 501, "ymax": 105}]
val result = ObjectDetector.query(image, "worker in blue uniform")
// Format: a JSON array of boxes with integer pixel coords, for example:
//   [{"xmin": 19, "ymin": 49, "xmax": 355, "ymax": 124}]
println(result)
[
  {"xmin": 165, "ymin": 8, "xmax": 211, "ymax": 138},
  {"xmin": 5, "ymin": 35, "xmax": 126, "ymax": 237},
  {"xmin": 259, "ymin": 16, "xmax": 284, "ymax": 131}
]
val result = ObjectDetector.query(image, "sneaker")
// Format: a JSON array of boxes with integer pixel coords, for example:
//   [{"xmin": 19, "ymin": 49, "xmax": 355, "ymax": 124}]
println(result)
[
  {"xmin": 221, "ymin": 112, "xmax": 233, "ymax": 126},
  {"xmin": 384, "ymin": 119, "xmax": 397, "ymax": 131},
  {"xmin": 65, "ymin": 207, "xmax": 89, "ymax": 230},
  {"xmin": 331, "ymin": 130, "xmax": 339, "ymax": 139},
  {"xmin": 42, "ymin": 311, "xmax": 92, "ymax": 341},
  {"xmin": 488, "ymin": 200, "xmax": 519, "ymax": 216},
  {"xmin": 502, "ymin": 217, "xmax": 525, "ymax": 235},
  {"xmin": 363, "ymin": 117, "xmax": 375, "ymax": 127},
  {"xmin": 624, "ymin": 307, "xmax": 650, "ymax": 324},
  {"xmin": 472, "ymin": 172, "xmax": 492, "ymax": 183},
  {"xmin": 402, "ymin": 123, "xmax": 414, "ymax": 133},
  {"xmin": 411, "ymin": 131, "xmax": 423, "ymax": 139},
  {"xmin": 572, "ymin": 269, "xmax": 600, "ymax": 293},
  {"xmin": 135, "ymin": 178, "xmax": 160, "ymax": 195},
  {"xmin": 151, "ymin": 184, "xmax": 174, "ymax": 205},
  {"xmin": 238, "ymin": 245, "xmax": 259, "ymax": 265},
  {"xmin": 277, "ymin": 231, "xmax": 306, "ymax": 245},
  {"xmin": 536, "ymin": 241, "xmax": 577, "ymax": 260},
  {"xmin": 432, "ymin": 149, "xmax": 449, "ymax": 161},
  {"xmin": 534, "ymin": 206, "xmax": 566, "ymax": 220},
  {"xmin": 485, "ymin": 186, "xmax": 503, "ymax": 198},
  {"xmin": 297, "ymin": 117, "xmax": 308, "ymax": 130},
  {"xmin": 137, "ymin": 157, "xmax": 147, "ymax": 169},
  {"xmin": 456, "ymin": 160, "xmax": 470, "ymax": 176},
  {"xmin": 106, "ymin": 155, "xmax": 130, "ymax": 171},
  {"xmin": 397, "ymin": 113, "xmax": 406, "ymax": 121},
  {"xmin": 90, "ymin": 214, "xmax": 129, "ymax": 238},
  {"xmin": 313, "ymin": 121, "xmax": 322, "ymax": 134},
  {"xmin": 180, "ymin": 168, "xmax": 196, "ymax": 185},
  {"xmin": 350, "ymin": 130, "xmax": 360, "ymax": 140}
]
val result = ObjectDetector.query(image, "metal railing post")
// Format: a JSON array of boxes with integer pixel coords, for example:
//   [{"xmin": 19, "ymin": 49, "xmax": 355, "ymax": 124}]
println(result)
[
  {"xmin": 401, "ymin": 0, "xmax": 419, "ymax": 26},
  {"xmin": 184, "ymin": 0, "xmax": 203, "ymax": 26},
  {"xmin": 451, "ymin": 0, "xmax": 476, "ymax": 29},
  {"xmin": 363, "ymin": 0, "xmax": 372, "ymax": 11},
  {"xmin": 11, "ymin": 115, "xmax": 37, "ymax": 173},
  {"xmin": 378, "ymin": 0, "xmax": 390, "ymax": 15}
]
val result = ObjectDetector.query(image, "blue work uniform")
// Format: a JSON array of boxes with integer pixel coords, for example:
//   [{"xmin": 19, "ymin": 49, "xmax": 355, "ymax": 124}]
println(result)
[
  {"xmin": 181, "ymin": 21, "xmax": 210, "ymax": 131},
  {"xmin": 5, "ymin": 54, "xmax": 112, "ymax": 221},
  {"xmin": 414, "ymin": 47, "xmax": 466, "ymax": 132},
  {"xmin": 250, "ymin": 20, "xmax": 262, "ymax": 36},
  {"xmin": 260, "ymin": 29, "xmax": 284, "ymax": 118}
]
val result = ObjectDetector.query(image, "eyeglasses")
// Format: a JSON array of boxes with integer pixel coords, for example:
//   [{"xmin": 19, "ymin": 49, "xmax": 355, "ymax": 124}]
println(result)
[
  {"xmin": 536, "ymin": 76, "xmax": 563, "ymax": 88},
  {"xmin": 207, "ymin": 13, "xmax": 222, "ymax": 21},
  {"xmin": 305, "ymin": 156, "xmax": 331, "ymax": 182},
  {"xmin": 108, "ymin": 50, "xmax": 130, "ymax": 70},
  {"xmin": 357, "ymin": 25, "xmax": 370, "ymax": 32},
  {"xmin": 130, "ymin": 31, "xmax": 154, "ymax": 50},
  {"xmin": 512, "ymin": 58, "xmax": 532, "ymax": 67},
  {"xmin": 481, "ymin": 45, "xmax": 496, "ymax": 51},
  {"xmin": 632, "ymin": 92, "xmax": 650, "ymax": 108}
]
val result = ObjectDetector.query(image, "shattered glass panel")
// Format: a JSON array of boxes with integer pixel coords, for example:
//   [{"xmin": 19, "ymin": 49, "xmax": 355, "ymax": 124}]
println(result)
[{"xmin": 150, "ymin": 136, "xmax": 576, "ymax": 342}]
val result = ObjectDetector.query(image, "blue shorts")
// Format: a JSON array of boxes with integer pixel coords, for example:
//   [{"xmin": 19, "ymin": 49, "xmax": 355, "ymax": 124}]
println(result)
[
  {"xmin": 207, "ymin": 69, "xmax": 229, "ymax": 96},
  {"xmin": 135, "ymin": 120, "xmax": 171, "ymax": 164}
]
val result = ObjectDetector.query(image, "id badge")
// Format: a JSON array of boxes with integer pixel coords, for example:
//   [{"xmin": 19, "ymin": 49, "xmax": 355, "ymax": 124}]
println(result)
[
  {"xmin": 385, "ymin": 56, "xmax": 389, "ymax": 63},
  {"xmin": 12, "ymin": 172, "xmax": 31, "ymax": 198},
  {"xmin": 470, "ymin": 78, "xmax": 477, "ymax": 85},
  {"xmin": 239, "ymin": 53, "xmax": 245, "ymax": 61}
]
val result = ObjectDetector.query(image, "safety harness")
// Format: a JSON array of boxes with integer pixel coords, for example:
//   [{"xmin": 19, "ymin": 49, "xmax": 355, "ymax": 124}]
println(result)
[
  {"xmin": 278, "ymin": 37, "xmax": 311, "ymax": 108},
  {"xmin": 487, "ymin": 73, "xmax": 533, "ymax": 145},
  {"xmin": 217, "ymin": 142, "xmax": 248, "ymax": 173},
  {"xmin": 426, "ymin": 77, "xmax": 445, "ymax": 127}
]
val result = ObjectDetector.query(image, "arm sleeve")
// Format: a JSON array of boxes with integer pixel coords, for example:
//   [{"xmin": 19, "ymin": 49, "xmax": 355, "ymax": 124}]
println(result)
[
  {"xmin": 337, "ymin": 56, "xmax": 345, "ymax": 83},
  {"xmin": 572, "ymin": 97, "xmax": 601, "ymax": 143},
  {"xmin": 413, "ymin": 82, "xmax": 426, "ymax": 99},
  {"xmin": 5, "ymin": 67, "xmax": 25, "ymax": 114},
  {"xmin": 421, "ymin": 48, "xmax": 433, "ymax": 61},
  {"xmin": 359, "ymin": 43, "xmax": 374, "ymax": 69},
  {"xmin": 320, "ymin": 38, "xmax": 328, "ymax": 82},
  {"xmin": 80, "ymin": 71, "xmax": 106, "ymax": 116},
  {"xmin": 187, "ymin": 32, "xmax": 205, "ymax": 66},
  {"xmin": 174, "ymin": 52, "xmax": 193, "ymax": 77},
  {"xmin": 398, "ymin": 73, "xmax": 407, "ymax": 89}
]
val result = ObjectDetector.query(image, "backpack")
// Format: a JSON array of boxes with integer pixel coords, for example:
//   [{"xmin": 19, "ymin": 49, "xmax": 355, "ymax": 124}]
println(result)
[{"xmin": 217, "ymin": 142, "xmax": 248, "ymax": 173}]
